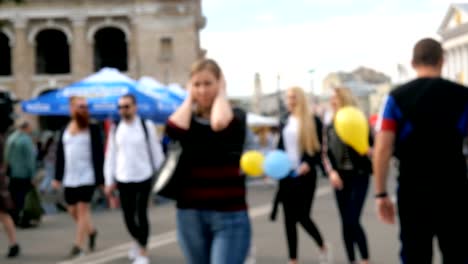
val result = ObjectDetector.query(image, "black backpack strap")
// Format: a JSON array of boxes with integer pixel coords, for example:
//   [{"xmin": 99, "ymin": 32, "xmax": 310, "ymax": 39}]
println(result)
[{"xmin": 140, "ymin": 118, "xmax": 156, "ymax": 172}]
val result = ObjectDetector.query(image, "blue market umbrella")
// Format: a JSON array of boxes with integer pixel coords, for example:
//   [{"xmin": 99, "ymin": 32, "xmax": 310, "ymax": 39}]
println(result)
[
  {"xmin": 136, "ymin": 77, "xmax": 186, "ymax": 115},
  {"xmin": 22, "ymin": 68, "xmax": 176, "ymax": 123}
]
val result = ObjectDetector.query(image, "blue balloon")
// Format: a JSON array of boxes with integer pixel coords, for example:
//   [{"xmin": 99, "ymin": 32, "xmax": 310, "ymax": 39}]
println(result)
[{"xmin": 263, "ymin": 150, "xmax": 292, "ymax": 180}]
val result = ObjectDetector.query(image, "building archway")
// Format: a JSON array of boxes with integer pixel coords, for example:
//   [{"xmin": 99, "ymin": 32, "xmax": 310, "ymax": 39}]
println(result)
[
  {"xmin": 35, "ymin": 29, "xmax": 70, "ymax": 74},
  {"xmin": 93, "ymin": 27, "xmax": 128, "ymax": 71},
  {"xmin": 37, "ymin": 89, "xmax": 70, "ymax": 131},
  {"xmin": 0, "ymin": 31, "xmax": 11, "ymax": 76}
]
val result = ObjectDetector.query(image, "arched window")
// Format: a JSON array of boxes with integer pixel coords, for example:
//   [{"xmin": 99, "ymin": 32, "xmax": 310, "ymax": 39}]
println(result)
[
  {"xmin": 0, "ymin": 32, "xmax": 11, "ymax": 76},
  {"xmin": 37, "ymin": 89, "xmax": 70, "ymax": 131},
  {"xmin": 94, "ymin": 27, "xmax": 128, "ymax": 71},
  {"xmin": 36, "ymin": 29, "xmax": 70, "ymax": 74}
]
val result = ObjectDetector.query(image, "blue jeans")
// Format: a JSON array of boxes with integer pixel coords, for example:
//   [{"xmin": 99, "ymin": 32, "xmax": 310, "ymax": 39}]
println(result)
[
  {"xmin": 335, "ymin": 171, "xmax": 369, "ymax": 262},
  {"xmin": 177, "ymin": 209, "xmax": 251, "ymax": 264}
]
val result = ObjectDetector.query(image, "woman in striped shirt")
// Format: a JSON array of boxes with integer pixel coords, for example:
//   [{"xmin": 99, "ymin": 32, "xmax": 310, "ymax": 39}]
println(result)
[{"xmin": 165, "ymin": 59, "xmax": 250, "ymax": 264}]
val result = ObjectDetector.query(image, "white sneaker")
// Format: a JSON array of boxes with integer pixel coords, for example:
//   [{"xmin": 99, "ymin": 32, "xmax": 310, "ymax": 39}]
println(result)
[
  {"xmin": 244, "ymin": 244, "xmax": 256, "ymax": 264},
  {"xmin": 318, "ymin": 242, "xmax": 333, "ymax": 264},
  {"xmin": 128, "ymin": 243, "xmax": 139, "ymax": 260},
  {"xmin": 133, "ymin": 255, "xmax": 150, "ymax": 264}
]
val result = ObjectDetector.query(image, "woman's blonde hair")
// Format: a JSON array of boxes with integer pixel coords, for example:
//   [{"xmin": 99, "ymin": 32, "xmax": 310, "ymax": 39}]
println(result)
[
  {"xmin": 190, "ymin": 59, "xmax": 222, "ymax": 80},
  {"xmin": 288, "ymin": 86, "xmax": 321, "ymax": 155},
  {"xmin": 333, "ymin": 87, "xmax": 358, "ymax": 108}
]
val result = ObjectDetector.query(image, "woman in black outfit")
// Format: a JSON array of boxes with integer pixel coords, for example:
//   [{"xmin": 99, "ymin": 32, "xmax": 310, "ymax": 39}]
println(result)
[
  {"xmin": 271, "ymin": 86, "xmax": 330, "ymax": 264},
  {"xmin": 322, "ymin": 87, "xmax": 371, "ymax": 264}
]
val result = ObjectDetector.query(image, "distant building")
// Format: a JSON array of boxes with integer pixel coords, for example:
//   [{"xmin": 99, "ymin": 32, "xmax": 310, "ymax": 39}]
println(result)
[
  {"xmin": 0, "ymin": 0, "xmax": 205, "ymax": 101},
  {"xmin": 231, "ymin": 91, "xmax": 284, "ymax": 116},
  {"xmin": 251, "ymin": 73, "xmax": 262, "ymax": 114},
  {"xmin": 439, "ymin": 3, "xmax": 468, "ymax": 84},
  {"xmin": 321, "ymin": 67, "xmax": 392, "ymax": 115}
]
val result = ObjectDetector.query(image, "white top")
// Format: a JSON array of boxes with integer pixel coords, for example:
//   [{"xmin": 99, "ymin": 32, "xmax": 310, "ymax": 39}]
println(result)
[
  {"xmin": 63, "ymin": 129, "xmax": 95, "ymax": 187},
  {"xmin": 104, "ymin": 116, "xmax": 164, "ymax": 185},
  {"xmin": 282, "ymin": 116, "xmax": 301, "ymax": 168}
]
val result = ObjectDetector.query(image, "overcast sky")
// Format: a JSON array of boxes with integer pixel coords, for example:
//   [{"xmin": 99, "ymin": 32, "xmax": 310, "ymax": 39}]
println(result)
[{"xmin": 200, "ymin": 0, "xmax": 451, "ymax": 97}]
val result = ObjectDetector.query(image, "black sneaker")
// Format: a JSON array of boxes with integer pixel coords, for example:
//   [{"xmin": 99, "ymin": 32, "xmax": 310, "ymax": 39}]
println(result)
[
  {"xmin": 6, "ymin": 244, "xmax": 20, "ymax": 258},
  {"xmin": 69, "ymin": 245, "xmax": 83, "ymax": 258},
  {"xmin": 89, "ymin": 230, "xmax": 98, "ymax": 251}
]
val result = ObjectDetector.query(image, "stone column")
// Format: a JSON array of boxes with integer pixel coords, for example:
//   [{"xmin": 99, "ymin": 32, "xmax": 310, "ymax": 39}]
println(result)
[
  {"xmin": 449, "ymin": 48, "xmax": 456, "ymax": 81},
  {"xmin": 456, "ymin": 46, "xmax": 462, "ymax": 82},
  {"xmin": 462, "ymin": 44, "xmax": 468, "ymax": 85},
  {"xmin": 71, "ymin": 16, "xmax": 89, "ymax": 80},
  {"xmin": 128, "ymin": 17, "xmax": 138, "ymax": 78},
  {"xmin": 454, "ymin": 48, "xmax": 459, "ymax": 81},
  {"xmin": 13, "ymin": 17, "xmax": 32, "ymax": 100},
  {"xmin": 442, "ymin": 49, "xmax": 449, "ymax": 78}
]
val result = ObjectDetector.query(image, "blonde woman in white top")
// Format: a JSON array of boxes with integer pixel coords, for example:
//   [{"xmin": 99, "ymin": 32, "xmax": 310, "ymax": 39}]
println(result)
[{"xmin": 270, "ymin": 87, "xmax": 330, "ymax": 264}]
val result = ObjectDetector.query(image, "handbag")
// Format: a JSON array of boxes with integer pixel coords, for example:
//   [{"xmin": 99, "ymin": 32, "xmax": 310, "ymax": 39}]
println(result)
[
  {"xmin": 152, "ymin": 141, "xmax": 183, "ymax": 200},
  {"xmin": 21, "ymin": 186, "xmax": 44, "ymax": 227}
]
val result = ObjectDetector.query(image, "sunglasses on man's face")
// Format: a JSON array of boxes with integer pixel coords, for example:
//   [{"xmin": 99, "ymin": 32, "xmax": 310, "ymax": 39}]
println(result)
[{"xmin": 118, "ymin": 104, "xmax": 132, "ymax": 110}]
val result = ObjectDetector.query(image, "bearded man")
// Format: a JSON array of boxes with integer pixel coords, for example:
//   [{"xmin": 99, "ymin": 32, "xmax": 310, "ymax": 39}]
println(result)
[{"xmin": 52, "ymin": 96, "xmax": 104, "ymax": 258}]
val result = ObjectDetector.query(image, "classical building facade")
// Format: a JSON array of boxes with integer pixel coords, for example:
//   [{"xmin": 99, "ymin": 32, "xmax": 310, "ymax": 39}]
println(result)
[
  {"xmin": 439, "ymin": 3, "xmax": 468, "ymax": 83},
  {"xmin": 321, "ymin": 67, "xmax": 392, "ymax": 115},
  {"xmin": 0, "ymin": 0, "xmax": 205, "ymax": 101}
]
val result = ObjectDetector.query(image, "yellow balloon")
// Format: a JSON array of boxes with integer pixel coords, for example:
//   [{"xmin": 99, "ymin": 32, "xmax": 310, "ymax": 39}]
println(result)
[
  {"xmin": 240, "ymin": 151, "xmax": 265, "ymax": 177},
  {"xmin": 334, "ymin": 106, "xmax": 370, "ymax": 155}
]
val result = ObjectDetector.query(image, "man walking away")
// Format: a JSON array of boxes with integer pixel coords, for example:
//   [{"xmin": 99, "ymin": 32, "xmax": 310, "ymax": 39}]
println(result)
[{"xmin": 374, "ymin": 38, "xmax": 468, "ymax": 263}]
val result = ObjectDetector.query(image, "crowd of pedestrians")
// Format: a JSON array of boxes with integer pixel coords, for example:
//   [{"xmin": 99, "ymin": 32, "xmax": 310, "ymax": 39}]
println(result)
[{"xmin": 0, "ymin": 38, "xmax": 467, "ymax": 264}]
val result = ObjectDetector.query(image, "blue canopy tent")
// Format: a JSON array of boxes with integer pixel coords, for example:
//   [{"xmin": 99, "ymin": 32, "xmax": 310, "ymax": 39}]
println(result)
[
  {"xmin": 136, "ymin": 77, "xmax": 187, "ymax": 111},
  {"xmin": 22, "ymin": 68, "xmax": 180, "ymax": 123}
]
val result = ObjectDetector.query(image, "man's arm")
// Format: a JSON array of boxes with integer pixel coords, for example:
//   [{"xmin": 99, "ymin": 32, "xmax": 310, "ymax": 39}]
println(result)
[
  {"xmin": 103, "ymin": 124, "xmax": 117, "ymax": 187},
  {"xmin": 373, "ymin": 130, "xmax": 396, "ymax": 225},
  {"xmin": 373, "ymin": 94, "xmax": 403, "ymax": 225},
  {"xmin": 373, "ymin": 131, "xmax": 395, "ymax": 195}
]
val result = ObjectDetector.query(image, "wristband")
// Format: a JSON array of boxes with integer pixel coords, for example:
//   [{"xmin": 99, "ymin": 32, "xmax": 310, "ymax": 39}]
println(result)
[{"xmin": 374, "ymin": 192, "xmax": 388, "ymax": 198}]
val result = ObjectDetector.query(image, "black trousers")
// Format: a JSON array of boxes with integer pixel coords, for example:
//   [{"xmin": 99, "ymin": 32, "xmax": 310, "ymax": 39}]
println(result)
[
  {"xmin": 280, "ymin": 174, "xmax": 324, "ymax": 260},
  {"xmin": 398, "ymin": 184, "xmax": 468, "ymax": 264},
  {"xmin": 8, "ymin": 178, "xmax": 32, "ymax": 225},
  {"xmin": 335, "ymin": 171, "xmax": 369, "ymax": 262},
  {"xmin": 117, "ymin": 177, "xmax": 152, "ymax": 248}
]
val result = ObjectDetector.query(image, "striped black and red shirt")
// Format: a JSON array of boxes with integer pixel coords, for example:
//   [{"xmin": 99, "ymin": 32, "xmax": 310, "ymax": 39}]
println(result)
[{"xmin": 165, "ymin": 109, "xmax": 247, "ymax": 212}]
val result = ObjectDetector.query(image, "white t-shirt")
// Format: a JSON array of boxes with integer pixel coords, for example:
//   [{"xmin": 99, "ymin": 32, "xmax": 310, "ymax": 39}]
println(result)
[
  {"xmin": 104, "ymin": 117, "xmax": 164, "ymax": 185},
  {"xmin": 62, "ymin": 129, "xmax": 95, "ymax": 187},
  {"xmin": 282, "ymin": 116, "xmax": 301, "ymax": 168}
]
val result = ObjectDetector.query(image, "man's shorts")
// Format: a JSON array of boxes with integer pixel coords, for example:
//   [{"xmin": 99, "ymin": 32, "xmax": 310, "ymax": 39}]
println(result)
[{"xmin": 64, "ymin": 185, "xmax": 95, "ymax": 205}]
